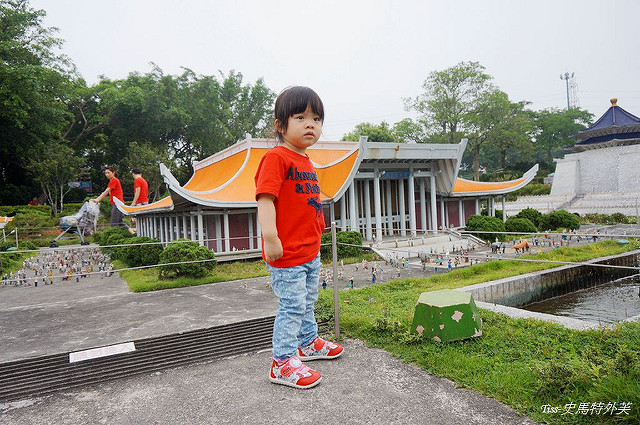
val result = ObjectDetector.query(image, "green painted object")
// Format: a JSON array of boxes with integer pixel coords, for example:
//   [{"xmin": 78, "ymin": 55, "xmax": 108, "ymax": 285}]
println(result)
[{"xmin": 411, "ymin": 289, "xmax": 483, "ymax": 342}]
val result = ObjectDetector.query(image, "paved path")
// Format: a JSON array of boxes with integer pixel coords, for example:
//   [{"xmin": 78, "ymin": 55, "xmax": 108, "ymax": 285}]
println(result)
[{"xmin": 0, "ymin": 339, "xmax": 535, "ymax": 425}]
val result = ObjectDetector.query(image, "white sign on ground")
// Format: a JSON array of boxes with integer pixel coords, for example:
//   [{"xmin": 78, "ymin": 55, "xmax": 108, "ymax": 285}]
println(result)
[{"xmin": 69, "ymin": 342, "xmax": 136, "ymax": 363}]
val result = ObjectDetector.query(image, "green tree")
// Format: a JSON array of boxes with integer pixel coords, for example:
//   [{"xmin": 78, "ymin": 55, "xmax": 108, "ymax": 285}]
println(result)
[
  {"xmin": 391, "ymin": 118, "xmax": 427, "ymax": 143},
  {"xmin": 0, "ymin": 0, "xmax": 75, "ymax": 202},
  {"xmin": 534, "ymin": 108, "xmax": 593, "ymax": 166},
  {"xmin": 121, "ymin": 141, "xmax": 170, "ymax": 203},
  {"xmin": 404, "ymin": 61, "xmax": 495, "ymax": 144},
  {"xmin": 467, "ymin": 91, "xmax": 535, "ymax": 180},
  {"xmin": 25, "ymin": 140, "xmax": 85, "ymax": 214},
  {"xmin": 342, "ymin": 121, "xmax": 396, "ymax": 143}
]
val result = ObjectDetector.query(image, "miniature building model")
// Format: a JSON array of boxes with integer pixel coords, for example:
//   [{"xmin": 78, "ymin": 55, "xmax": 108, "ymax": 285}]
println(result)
[
  {"xmin": 506, "ymin": 98, "xmax": 640, "ymax": 215},
  {"xmin": 116, "ymin": 136, "xmax": 537, "ymax": 255}
]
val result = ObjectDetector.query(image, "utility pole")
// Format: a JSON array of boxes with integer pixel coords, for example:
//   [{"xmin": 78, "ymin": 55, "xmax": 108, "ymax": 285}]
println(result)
[{"xmin": 560, "ymin": 72, "xmax": 574, "ymax": 109}]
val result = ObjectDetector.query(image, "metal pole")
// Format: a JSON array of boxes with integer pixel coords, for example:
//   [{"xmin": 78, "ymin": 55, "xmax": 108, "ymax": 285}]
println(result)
[{"xmin": 331, "ymin": 221, "xmax": 340, "ymax": 339}]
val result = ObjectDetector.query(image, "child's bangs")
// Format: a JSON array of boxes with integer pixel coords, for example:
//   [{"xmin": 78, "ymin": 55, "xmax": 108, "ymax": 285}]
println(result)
[{"xmin": 278, "ymin": 87, "xmax": 324, "ymax": 120}]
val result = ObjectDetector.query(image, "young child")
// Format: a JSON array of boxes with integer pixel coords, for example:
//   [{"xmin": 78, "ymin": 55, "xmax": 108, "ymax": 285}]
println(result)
[{"xmin": 255, "ymin": 86, "xmax": 343, "ymax": 389}]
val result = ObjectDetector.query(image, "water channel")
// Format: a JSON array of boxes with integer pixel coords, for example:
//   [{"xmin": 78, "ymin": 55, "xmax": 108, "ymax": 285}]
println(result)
[{"xmin": 523, "ymin": 273, "xmax": 640, "ymax": 324}]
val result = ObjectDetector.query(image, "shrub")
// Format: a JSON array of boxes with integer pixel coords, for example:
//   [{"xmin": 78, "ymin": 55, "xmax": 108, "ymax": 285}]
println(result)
[
  {"xmin": 515, "ymin": 207, "xmax": 543, "ymax": 228},
  {"xmin": 610, "ymin": 212, "xmax": 628, "ymax": 224},
  {"xmin": 3, "ymin": 209, "xmax": 55, "ymax": 233},
  {"xmin": 480, "ymin": 208, "xmax": 503, "ymax": 219},
  {"xmin": 505, "ymin": 217, "xmax": 538, "ymax": 234},
  {"xmin": 18, "ymin": 241, "xmax": 38, "ymax": 251},
  {"xmin": 465, "ymin": 215, "xmax": 506, "ymax": 242},
  {"xmin": 159, "ymin": 239, "xmax": 216, "ymax": 278},
  {"xmin": 95, "ymin": 227, "xmax": 132, "ymax": 245},
  {"xmin": 0, "ymin": 205, "xmax": 52, "ymax": 217},
  {"xmin": 539, "ymin": 210, "xmax": 580, "ymax": 231},
  {"xmin": 320, "ymin": 231, "xmax": 363, "ymax": 260},
  {"xmin": 113, "ymin": 236, "xmax": 163, "ymax": 267}
]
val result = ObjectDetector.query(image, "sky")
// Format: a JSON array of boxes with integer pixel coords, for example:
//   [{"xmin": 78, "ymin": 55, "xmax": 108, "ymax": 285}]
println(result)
[{"xmin": 31, "ymin": 0, "xmax": 640, "ymax": 141}]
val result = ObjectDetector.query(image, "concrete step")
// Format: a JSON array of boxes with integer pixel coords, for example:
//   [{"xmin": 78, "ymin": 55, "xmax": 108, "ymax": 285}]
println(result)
[{"xmin": 0, "ymin": 316, "xmax": 276, "ymax": 402}]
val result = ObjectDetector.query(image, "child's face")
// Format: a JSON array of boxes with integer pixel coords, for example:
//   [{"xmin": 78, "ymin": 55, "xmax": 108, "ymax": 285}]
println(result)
[{"xmin": 278, "ymin": 106, "xmax": 322, "ymax": 154}]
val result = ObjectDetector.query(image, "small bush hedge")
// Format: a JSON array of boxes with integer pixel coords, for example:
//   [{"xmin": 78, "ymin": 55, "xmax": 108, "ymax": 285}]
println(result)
[
  {"xmin": 159, "ymin": 239, "xmax": 216, "ymax": 278},
  {"xmin": 320, "ymin": 231, "xmax": 363, "ymax": 260},
  {"xmin": 505, "ymin": 217, "xmax": 538, "ymax": 234},
  {"xmin": 465, "ymin": 215, "xmax": 506, "ymax": 242},
  {"xmin": 112, "ymin": 236, "xmax": 163, "ymax": 267},
  {"xmin": 515, "ymin": 207, "xmax": 543, "ymax": 229},
  {"xmin": 539, "ymin": 210, "xmax": 580, "ymax": 231},
  {"xmin": 3, "ymin": 209, "xmax": 56, "ymax": 232},
  {"xmin": 95, "ymin": 227, "xmax": 133, "ymax": 246},
  {"xmin": 0, "ymin": 205, "xmax": 52, "ymax": 217},
  {"xmin": 582, "ymin": 212, "xmax": 633, "ymax": 225}
]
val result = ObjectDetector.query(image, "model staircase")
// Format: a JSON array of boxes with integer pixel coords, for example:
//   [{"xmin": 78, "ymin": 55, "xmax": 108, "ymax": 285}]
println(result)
[{"xmin": 0, "ymin": 316, "xmax": 276, "ymax": 402}]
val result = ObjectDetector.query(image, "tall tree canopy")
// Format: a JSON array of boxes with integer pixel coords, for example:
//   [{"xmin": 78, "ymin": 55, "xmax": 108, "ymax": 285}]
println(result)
[
  {"xmin": 0, "ymin": 0, "xmax": 75, "ymax": 200},
  {"xmin": 533, "ymin": 108, "xmax": 593, "ymax": 166},
  {"xmin": 404, "ymin": 61, "xmax": 495, "ymax": 144}
]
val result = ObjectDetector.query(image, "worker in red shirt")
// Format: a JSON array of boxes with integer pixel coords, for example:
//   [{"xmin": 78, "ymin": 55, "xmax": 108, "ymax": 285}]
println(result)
[
  {"xmin": 130, "ymin": 168, "xmax": 149, "ymax": 206},
  {"xmin": 91, "ymin": 166, "xmax": 129, "ymax": 231}
]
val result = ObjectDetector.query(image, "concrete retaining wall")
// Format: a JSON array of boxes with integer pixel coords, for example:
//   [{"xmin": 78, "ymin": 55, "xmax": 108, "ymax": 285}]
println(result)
[{"xmin": 460, "ymin": 250, "xmax": 640, "ymax": 308}]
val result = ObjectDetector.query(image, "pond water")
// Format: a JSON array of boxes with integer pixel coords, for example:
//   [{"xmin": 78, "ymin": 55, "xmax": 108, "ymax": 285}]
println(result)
[{"xmin": 523, "ymin": 274, "xmax": 640, "ymax": 324}]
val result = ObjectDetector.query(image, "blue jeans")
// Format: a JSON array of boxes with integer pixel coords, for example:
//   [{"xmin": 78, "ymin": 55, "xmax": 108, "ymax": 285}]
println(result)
[{"xmin": 267, "ymin": 253, "xmax": 321, "ymax": 361}]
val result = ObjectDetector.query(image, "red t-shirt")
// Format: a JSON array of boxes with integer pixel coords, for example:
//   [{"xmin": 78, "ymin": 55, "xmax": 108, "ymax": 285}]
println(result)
[
  {"xmin": 255, "ymin": 146, "xmax": 325, "ymax": 268},
  {"xmin": 133, "ymin": 177, "xmax": 149, "ymax": 203},
  {"xmin": 107, "ymin": 177, "xmax": 124, "ymax": 205}
]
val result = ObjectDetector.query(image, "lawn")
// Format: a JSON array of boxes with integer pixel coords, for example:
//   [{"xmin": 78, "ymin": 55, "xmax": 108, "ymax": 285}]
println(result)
[{"xmin": 316, "ymin": 240, "xmax": 640, "ymax": 424}]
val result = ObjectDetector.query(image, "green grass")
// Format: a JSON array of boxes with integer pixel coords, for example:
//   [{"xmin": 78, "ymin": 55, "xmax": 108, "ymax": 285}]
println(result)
[
  {"xmin": 117, "ymin": 259, "xmax": 269, "ymax": 292},
  {"xmin": 316, "ymin": 240, "xmax": 640, "ymax": 424}
]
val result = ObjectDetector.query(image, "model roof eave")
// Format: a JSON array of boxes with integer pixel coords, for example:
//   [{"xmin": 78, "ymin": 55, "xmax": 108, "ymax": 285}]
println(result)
[
  {"xmin": 158, "ymin": 137, "xmax": 364, "ymax": 209},
  {"xmin": 450, "ymin": 164, "xmax": 539, "ymax": 197},
  {"xmin": 114, "ymin": 196, "xmax": 174, "ymax": 216}
]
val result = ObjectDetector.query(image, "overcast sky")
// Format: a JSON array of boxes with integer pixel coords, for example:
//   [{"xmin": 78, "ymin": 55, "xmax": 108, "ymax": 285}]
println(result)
[{"xmin": 32, "ymin": 0, "xmax": 640, "ymax": 141}]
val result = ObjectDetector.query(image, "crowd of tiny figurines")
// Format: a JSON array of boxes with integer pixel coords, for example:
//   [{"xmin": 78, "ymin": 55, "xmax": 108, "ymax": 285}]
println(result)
[{"xmin": 2, "ymin": 248, "xmax": 114, "ymax": 287}]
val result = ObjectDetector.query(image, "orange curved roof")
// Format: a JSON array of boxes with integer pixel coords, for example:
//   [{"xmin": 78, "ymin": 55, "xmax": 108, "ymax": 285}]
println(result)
[
  {"xmin": 166, "ymin": 140, "xmax": 362, "ymax": 207},
  {"xmin": 453, "ymin": 177, "xmax": 527, "ymax": 193},
  {"xmin": 115, "ymin": 196, "xmax": 174, "ymax": 215},
  {"xmin": 183, "ymin": 149, "xmax": 247, "ymax": 192}
]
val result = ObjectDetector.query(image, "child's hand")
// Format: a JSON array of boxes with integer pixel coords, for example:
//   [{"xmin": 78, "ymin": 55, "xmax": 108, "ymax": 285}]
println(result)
[{"xmin": 263, "ymin": 236, "xmax": 283, "ymax": 263}]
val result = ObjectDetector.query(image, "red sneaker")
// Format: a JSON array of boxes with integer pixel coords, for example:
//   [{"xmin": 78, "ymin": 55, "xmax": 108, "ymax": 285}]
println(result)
[
  {"xmin": 297, "ymin": 337, "xmax": 344, "ymax": 361},
  {"xmin": 269, "ymin": 356, "xmax": 322, "ymax": 389}
]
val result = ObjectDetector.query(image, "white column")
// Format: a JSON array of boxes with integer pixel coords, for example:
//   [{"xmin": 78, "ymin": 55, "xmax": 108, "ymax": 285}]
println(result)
[
  {"xmin": 190, "ymin": 214, "xmax": 196, "ymax": 241},
  {"xmin": 373, "ymin": 167, "xmax": 382, "ymax": 241},
  {"xmin": 430, "ymin": 176, "xmax": 438, "ymax": 234},
  {"xmin": 440, "ymin": 199, "xmax": 446, "ymax": 230},
  {"xmin": 364, "ymin": 180, "xmax": 372, "ymax": 241},
  {"xmin": 408, "ymin": 171, "xmax": 416, "ymax": 237},
  {"xmin": 385, "ymin": 180, "xmax": 393, "ymax": 235},
  {"xmin": 182, "ymin": 214, "xmax": 188, "ymax": 239},
  {"xmin": 173, "ymin": 215, "xmax": 178, "ymax": 240},
  {"xmin": 152, "ymin": 216, "xmax": 157, "ymax": 239},
  {"xmin": 349, "ymin": 181, "xmax": 358, "ymax": 232},
  {"xmin": 340, "ymin": 195, "xmax": 347, "ymax": 231},
  {"xmin": 475, "ymin": 198, "xmax": 480, "ymax": 215},
  {"xmin": 419, "ymin": 178, "xmax": 427, "ymax": 233},
  {"xmin": 197, "ymin": 206, "xmax": 204, "ymax": 247},
  {"xmin": 399, "ymin": 178, "xmax": 406, "ymax": 236},
  {"xmin": 160, "ymin": 216, "xmax": 166, "ymax": 246},
  {"xmin": 502, "ymin": 196, "xmax": 506, "ymax": 223},
  {"xmin": 256, "ymin": 212, "xmax": 262, "ymax": 248},
  {"xmin": 248, "ymin": 212, "xmax": 254, "ymax": 250},
  {"xmin": 224, "ymin": 210, "xmax": 230, "ymax": 252},
  {"xmin": 459, "ymin": 199, "xmax": 465, "ymax": 227},
  {"xmin": 214, "ymin": 215, "xmax": 222, "ymax": 252},
  {"xmin": 166, "ymin": 216, "xmax": 172, "ymax": 242}
]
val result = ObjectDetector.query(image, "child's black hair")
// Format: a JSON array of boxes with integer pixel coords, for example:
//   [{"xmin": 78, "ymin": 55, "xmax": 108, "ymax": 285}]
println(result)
[{"xmin": 274, "ymin": 86, "xmax": 324, "ymax": 143}]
